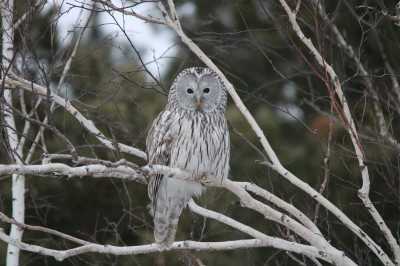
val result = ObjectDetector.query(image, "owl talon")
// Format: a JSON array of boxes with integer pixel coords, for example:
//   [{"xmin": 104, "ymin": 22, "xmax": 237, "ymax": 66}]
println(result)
[
  {"xmin": 198, "ymin": 172, "xmax": 215, "ymax": 184},
  {"xmin": 195, "ymin": 172, "xmax": 207, "ymax": 182}
]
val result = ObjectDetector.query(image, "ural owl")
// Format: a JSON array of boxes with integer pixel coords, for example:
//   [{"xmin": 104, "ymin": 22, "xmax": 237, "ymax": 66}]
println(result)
[{"xmin": 146, "ymin": 67, "xmax": 230, "ymax": 246}]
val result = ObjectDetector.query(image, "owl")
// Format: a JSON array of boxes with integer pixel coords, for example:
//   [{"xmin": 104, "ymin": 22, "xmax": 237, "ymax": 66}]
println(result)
[{"xmin": 146, "ymin": 67, "xmax": 230, "ymax": 246}]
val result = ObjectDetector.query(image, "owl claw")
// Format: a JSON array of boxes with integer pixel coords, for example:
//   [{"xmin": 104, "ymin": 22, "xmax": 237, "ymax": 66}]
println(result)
[{"xmin": 197, "ymin": 171, "xmax": 214, "ymax": 184}]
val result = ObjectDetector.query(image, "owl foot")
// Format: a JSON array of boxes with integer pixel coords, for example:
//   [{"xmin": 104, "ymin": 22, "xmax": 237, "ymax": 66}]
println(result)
[{"xmin": 196, "ymin": 171, "xmax": 215, "ymax": 185}]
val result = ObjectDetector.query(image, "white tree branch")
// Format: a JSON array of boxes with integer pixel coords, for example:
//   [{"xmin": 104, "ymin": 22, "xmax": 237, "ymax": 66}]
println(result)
[
  {"xmin": 12, "ymin": 0, "xmax": 43, "ymax": 30},
  {"xmin": 275, "ymin": 1, "xmax": 399, "ymax": 265},
  {"xmin": 0, "ymin": 212, "xmax": 91, "ymax": 246},
  {"xmin": 2, "ymin": 1, "xmax": 396, "ymax": 265},
  {"xmin": 2, "ymin": 75, "xmax": 147, "ymax": 159},
  {"xmin": 93, "ymin": 0, "xmax": 165, "ymax": 25},
  {"xmin": 1, "ymin": 1, "xmax": 26, "ymax": 265},
  {"xmin": 311, "ymin": 0, "xmax": 400, "ymax": 152},
  {"xmin": 188, "ymin": 200, "xmax": 336, "ymax": 263},
  {"xmin": 0, "ymin": 199, "xmax": 336, "ymax": 263},
  {"xmin": 0, "ymin": 194, "xmax": 336, "ymax": 263},
  {"xmin": 237, "ymin": 182, "xmax": 321, "ymax": 235},
  {"xmin": 0, "ymin": 161, "xmax": 357, "ymax": 265},
  {"xmin": 24, "ymin": 8, "xmax": 94, "ymax": 165},
  {"xmin": 312, "ymin": 1, "xmax": 400, "ymax": 262},
  {"xmin": 221, "ymin": 179, "xmax": 357, "ymax": 265},
  {"xmin": 0, "ymin": 230, "xmax": 278, "ymax": 262},
  {"xmin": 157, "ymin": 1, "xmax": 391, "ymax": 265},
  {"xmin": 0, "ymin": 163, "xmax": 144, "ymax": 182}
]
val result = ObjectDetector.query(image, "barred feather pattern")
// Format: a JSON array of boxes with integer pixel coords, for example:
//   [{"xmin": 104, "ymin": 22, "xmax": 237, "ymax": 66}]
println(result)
[{"xmin": 146, "ymin": 67, "xmax": 230, "ymax": 246}]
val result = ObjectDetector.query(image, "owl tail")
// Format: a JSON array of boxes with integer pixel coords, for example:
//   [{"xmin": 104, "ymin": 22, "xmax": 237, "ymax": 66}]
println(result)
[{"xmin": 152, "ymin": 177, "xmax": 202, "ymax": 246}]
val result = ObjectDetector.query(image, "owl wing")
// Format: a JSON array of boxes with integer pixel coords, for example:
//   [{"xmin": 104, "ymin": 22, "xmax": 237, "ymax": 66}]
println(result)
[{"xmin": 146, "ymin": 110, "xmax": 175, "ymax": 213}]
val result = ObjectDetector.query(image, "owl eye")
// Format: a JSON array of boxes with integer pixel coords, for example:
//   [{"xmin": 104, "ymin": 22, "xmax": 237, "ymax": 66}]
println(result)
[
  {"xmin": 187, "ymin": 88, "xmax": 194, "ymax": 94},
  {"xmin": 203, "ymin": 88, "xmax": 210, "ymax": 93}
]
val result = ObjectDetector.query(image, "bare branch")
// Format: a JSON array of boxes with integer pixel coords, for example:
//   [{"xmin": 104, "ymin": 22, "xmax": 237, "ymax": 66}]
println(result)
[
  {"xmin": 157, "ymin": 1, "xmax": 388, "ymax": 265},
  {"xmin": 0, "ymin": 198, "xmax": 338, "ymax": 263},
  {"xmin": 1, "ymin": 1, "xmax": 26, "ymax": 264},
  {"xmin": 26, "ymin": 8, "xmax": 93, "ymax": 164},
  {"xmin": 0, "ymin": 160, "xmax": 356, "ymax": 264},
  {"xmin": 188, "ymin": 200, "xmax": 334, "ymax": 263},
  {"xmin": 237, "ymin": 182, "xmax": 321, "ymax": 235},
  {"xmin": 311, "ymin": 0, "xmax": 400, "ymax": 152},
  {"xmin": 277, "ymin": 0, "xmax": 399, "ymax": 264},
  {"xmin": 0, "ymin": 230, "xmax": 279, "ymax": 262},
  {"xmin": 13, "ymin": 0, "xmax": 44, "ymax": 30},
  {"xmin": 0, "ymin": 163, "xmax": 144, "ymax": 182},
  {"xmin": 0, "ymin": 212, "xmax": 90, "ymax": 246},
  {"xmin": 2, "ymin": 74, "xmax": 147, "ymax": 159},
  {"xmin": 93, "ymin": 0, "xmax": 165, "ymax": 25}
]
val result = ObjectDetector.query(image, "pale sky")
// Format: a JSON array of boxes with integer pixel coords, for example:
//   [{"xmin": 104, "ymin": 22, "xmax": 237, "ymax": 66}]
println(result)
[{"xmin": 43, "ymin": 0, "xmax": 196, "ymax": 78}]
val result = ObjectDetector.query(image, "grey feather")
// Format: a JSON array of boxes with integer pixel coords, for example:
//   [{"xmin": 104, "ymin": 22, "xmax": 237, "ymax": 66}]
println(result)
[{"xmin": 146, "ymin": 67, "xmax": 230, "ymax": 246}]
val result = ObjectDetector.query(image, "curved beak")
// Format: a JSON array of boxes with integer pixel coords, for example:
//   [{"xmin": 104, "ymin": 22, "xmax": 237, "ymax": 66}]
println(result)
[{"xmin": 195, "ymin": 94, "xmax": 203, "ymax": 110}]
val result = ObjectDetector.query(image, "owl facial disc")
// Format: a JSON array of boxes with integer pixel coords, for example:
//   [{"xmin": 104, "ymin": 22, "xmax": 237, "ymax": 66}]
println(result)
[{"xmin": 172, "ymin": 67, "xmax": 226, "ymax": 112}]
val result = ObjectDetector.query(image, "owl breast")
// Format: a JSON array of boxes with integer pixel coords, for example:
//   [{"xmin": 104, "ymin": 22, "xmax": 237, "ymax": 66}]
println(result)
[{"xmin": 169, "ymin": 111, "xmax": 230, "ymax": 182}]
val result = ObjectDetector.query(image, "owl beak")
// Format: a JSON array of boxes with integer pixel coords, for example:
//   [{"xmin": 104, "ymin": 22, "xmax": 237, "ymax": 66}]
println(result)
[{"xmin": 195, "ymin": 95, "xmax": 203, "ymax": 110}]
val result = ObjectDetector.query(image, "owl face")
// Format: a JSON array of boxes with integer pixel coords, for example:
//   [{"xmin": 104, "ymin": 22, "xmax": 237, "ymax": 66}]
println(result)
[{"xmin": 172, "ymin": 67, "xmax": 225, "ymax": 112}]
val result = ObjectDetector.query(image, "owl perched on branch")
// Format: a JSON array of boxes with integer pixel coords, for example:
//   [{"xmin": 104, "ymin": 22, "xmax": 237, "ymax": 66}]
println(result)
[{"xmin": 146, "ymin": 67, "xmax": 230, "ymax": 246}]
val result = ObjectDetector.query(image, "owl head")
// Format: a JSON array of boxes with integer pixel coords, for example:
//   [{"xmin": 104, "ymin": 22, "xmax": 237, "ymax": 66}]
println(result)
[{"xmin": 168, "ymin": 67, "xmax": 227, "ymax": 112}]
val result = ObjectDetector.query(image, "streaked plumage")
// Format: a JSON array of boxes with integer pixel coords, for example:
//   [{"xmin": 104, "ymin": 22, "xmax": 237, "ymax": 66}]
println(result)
[{"xmin": 146, "ymin": 67, "xmax": 230, "ymax": 246}]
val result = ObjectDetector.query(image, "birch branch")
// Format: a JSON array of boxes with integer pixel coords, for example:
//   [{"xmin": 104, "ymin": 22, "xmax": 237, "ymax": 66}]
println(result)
[
  {"xmin": 0, "ymin": 230, "xmax": 279, "ymax": 262},
  {"xmin": 221, "ymin": 179, "xmax": 357, "ymax": 265},
  {"xmin": 0, "ymin": 182, "xmax": 350, "ymax": 265},
  {"xmin": 1, "ymin": 2, "xmax": 394, "ymax": 265},
  {"xmin": 157, "ymin": 1, "xmax": 391, "ymax": 265},
  {"xmin": 188, "ymin": 200, "xmax": 336, "ymax": 263},
  {"xmin": 12, "ymin": 0, "xmax": 43, "ymax": 30},
  {"xmin": 23, "ymin": 9, "xmax": 93, "ymax": 164},
  {"xmin": 312, "ymin": 3, "xmax": 400, "ymax": 261},
  {"xmin": 146, "ymin": 164, "xmax": 355, "ymax": 265},
  {"xmin": 0, "ymin": 161, "xmax": 357, "ymax": 264},
  {"xmin": 0, "ymin": 163, "xmax": 144, "ymax": 182},
  {"xmin": 276, "ymin": 0, "xmax": 399, "ymax": 264},
  {"xmin": 1, "ymin": 1, "xmax": 26, "ymax": 265},
  {"xmin": 311, "ymin": 0, "xmax": 400, "ymax": 152},
  {"xmin": 0, "ymin": 199, "xmax": 338, "ymax": 263},
  {"xmin": 0, "ymin": 212, "xmax": 91, "ymax": 246},
  {"xmin": 374, "ymin": 29, "xmax": 400, "ymax": 111},
  {"xmin": 237, "ymin": 182, "xmax": 321, "ymax": 235},
  {"xmin": 93, "ymin": 0, "xmax": 165, "ymax": 25},
  {"xmin": 0, "ymin": 161, "xmax": 345, "ymax": 262},
  {"xmin": 2, "ymin": 75, "xmax": 147, "ymax": 159}
]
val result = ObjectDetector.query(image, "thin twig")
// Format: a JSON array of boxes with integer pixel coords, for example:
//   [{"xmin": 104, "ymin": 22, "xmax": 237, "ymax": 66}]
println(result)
[{"xmin": 277, "ymin": 0, "xmax": 398, "ymax": 264}]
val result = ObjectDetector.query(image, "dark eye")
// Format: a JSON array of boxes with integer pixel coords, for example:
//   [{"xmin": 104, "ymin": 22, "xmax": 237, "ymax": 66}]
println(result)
[
  {"xmin": 203, "ymin": 88, "xmax": 210, "ymax": 93},
  {"xmin": 187, "ymin": 88, "xmax": 194, "ymax": 94}
]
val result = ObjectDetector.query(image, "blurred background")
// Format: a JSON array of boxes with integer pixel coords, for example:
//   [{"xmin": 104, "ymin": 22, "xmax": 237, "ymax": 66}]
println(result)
[{"xmin": 1, "ymin": 0, "xmax": 400, "ymax": 265}]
